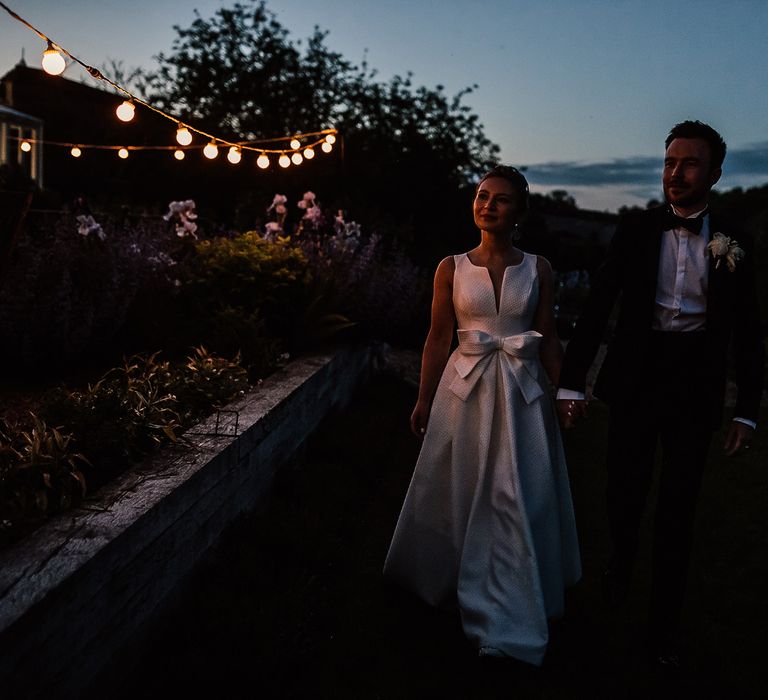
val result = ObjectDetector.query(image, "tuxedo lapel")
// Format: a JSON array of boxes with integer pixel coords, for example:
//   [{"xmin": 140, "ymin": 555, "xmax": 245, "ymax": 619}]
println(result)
[
  {"xmin": 705, "ymin": 213, "xmax": 726, "ymax": 328},
  {"xmin": 643, "ymin": 208, "xmax": 666, "ymax": 317}
]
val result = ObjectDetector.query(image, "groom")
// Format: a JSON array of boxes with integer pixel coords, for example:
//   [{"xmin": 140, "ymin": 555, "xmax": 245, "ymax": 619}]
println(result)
[{"xmin": 556, "ymin": 120, "xmax": 764, "ymax": 666}]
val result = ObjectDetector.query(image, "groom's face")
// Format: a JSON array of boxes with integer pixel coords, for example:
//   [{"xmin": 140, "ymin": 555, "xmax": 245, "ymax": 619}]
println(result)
[{"xmin": 663, "ymin": 137, "xmax": 722, "ymax": 212}]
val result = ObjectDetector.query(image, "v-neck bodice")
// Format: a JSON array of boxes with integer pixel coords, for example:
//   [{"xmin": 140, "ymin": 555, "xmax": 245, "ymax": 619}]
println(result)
[{"xmin": 453, "ymin": 252, "xmax": 539, "ymax": 336}]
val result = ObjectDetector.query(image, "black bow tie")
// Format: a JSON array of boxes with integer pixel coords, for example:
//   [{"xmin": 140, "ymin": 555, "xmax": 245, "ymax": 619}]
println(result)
[{"xmin": 662, "ymin": 208, "xmax": 707, "ymax": 235}]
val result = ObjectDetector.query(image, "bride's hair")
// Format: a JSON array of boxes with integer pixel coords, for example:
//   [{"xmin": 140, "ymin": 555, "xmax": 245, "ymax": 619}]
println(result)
[{"xmin": 477, "ymin": 165, "xmax": 530, "ymax": 211}]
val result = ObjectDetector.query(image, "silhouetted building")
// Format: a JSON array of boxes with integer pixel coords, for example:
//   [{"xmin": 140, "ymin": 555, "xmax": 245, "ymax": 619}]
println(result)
[
  {"xmin": 0, "ymin": 63, "xmax": 210, "ymax": 206},
  {"xmin": 0, "ymin": 102, "xmax": 43, "ymax": 186}
]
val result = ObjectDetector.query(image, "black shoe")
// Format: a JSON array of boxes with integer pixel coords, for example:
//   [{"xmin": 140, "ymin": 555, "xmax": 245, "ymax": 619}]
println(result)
[{"xmin": 602, "ymin": 565, "xmax": 631, "ymax": 609}]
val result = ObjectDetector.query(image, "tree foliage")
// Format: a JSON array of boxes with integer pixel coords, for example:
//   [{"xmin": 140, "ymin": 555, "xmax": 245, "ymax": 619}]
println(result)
[{"xmin": 141, "ymin": 0, "xmax": 500, "ymax": 262}]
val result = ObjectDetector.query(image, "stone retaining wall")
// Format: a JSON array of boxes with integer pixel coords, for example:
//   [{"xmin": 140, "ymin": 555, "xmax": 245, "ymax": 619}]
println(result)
[{"xmin": 0, "ymin": 345, "xmax": 377, "ymax": 699}]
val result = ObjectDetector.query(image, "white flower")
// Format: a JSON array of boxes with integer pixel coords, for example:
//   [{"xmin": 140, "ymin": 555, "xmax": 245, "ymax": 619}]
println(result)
[
  {"xmin": 164, "ymin": 200, "xmax": 198, "ymax": 238},
  {"xmin": 707, "ymin": 232, "xmax": 745, "ymax": 272},
  {"xmin": 76, "ymin": 214, "xmax": 104, "ymax": 239},
  {"xmin": 264, "ymin": 221, "xmax": 282, "ymax": 242},
  {"xmin": 275, "ymin": 204, "xmax": 287, "ymax": 215},
  {"xmin": 176, "ymin": 219, "xmax": 198, "ymax": 238},
  {"xmin": 267, "ymin": 193, "xmax": 287, "ymax": 211},
  {"xmin": 344, "ymin": 221, "xmax": 361, "ymax": 238},
  {"xmin": 304, "ymin": 205, "xmax": 323, "ymax": 224},
  {"xmin": 302, "ymin": 191, "xmax": 316, "ymax": 202},
  {"xmin": 708, "ymin": 232, "xmax": 729, "ymax": 257},
  {"xmin": 148, "ymin": 251, "xmax": 177, "ymax": 269},
  {"xmin": 164, "ymin": 199, "xmax": 197, "ymax": 220},
  {"xmin": 297, "ymin": 199, "xmax": 308, "ymax": 209},
  {"xmin": 184, "ymin": 204, "xmax": 198, "ymax": 220}
]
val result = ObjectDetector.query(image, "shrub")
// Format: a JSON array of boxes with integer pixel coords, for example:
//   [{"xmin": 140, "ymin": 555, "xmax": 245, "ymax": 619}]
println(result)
[
  {"xmin": 169, "ymin": 233, "xmax": 312, "ymax": 371},
  {"xmin": 0, "ymin": 416, "xmax": 89, "ymax": 544},
  {"xmin": 183, "ymin": 231, "xmax": 310, "ymax": 326},
  {"xmin": 40, "ymin": 352, "xmax": 180, "ymax": 477},
  {"xmin": 293, "ymin": 204, "xmax": 429, "ymax": 345},
  {"xmin": 39, "ymin": 348, "xmax": 247, "ymax": 484},
  {"xmin": 0, "ymin": 346, "xmax": 250, "ymax": 548},
  {"xmin": 0, "ymin": 212, "xmax": 181, "ymax": 377},
  {"xmin": 169, "ymin": 346, "xmax": 249, "ymax": 424}
]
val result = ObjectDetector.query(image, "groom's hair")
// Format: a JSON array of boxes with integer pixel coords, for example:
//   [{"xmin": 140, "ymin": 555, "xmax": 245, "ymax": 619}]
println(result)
[
  {"xmin": 665, "ymin": 121, "xmax": 727, "ymax": 170},
  {"xmin": 477, "ymin": 165, "xmax": 530, "ymax": 211}
]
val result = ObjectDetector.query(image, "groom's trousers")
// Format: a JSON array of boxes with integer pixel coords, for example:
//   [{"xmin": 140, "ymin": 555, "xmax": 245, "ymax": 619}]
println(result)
[{"xmin": 605, "ymin": 330, "xmax": 715, "ymax": 640}]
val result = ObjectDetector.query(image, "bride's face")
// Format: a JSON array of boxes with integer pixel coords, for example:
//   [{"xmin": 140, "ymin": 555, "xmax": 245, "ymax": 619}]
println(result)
[{"xmin": 473, "ymin": 177, "xmax": 521, "ymax": 234}]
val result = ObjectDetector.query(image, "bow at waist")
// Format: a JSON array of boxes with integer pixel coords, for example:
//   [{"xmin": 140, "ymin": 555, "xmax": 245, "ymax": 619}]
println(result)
[{"xmin": 449, "ymin": 329, "xmax": 544, "ymax": 403}]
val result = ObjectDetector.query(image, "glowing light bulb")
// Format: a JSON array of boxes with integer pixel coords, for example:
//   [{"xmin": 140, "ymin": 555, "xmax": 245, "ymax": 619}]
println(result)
[
  {"xmin": 118, "ymin": 148, "xmax": 129, "ymax": 159},
  {"xmin": 321, "ymin": 141, "xmax": 333, "ymax": 153},
  {"xmin": 20, "ymin": 140, "xmax": 32, "ymax": 153},
  {"xmin": 303, "ymin": 147, "xmax": 315, "ymax": 160},
  {"xmin": 227, "ymin": 146, "xmax": 242, "ymax": 164},
  {"xmin": 290, "ymin": 138, "xmax": 301, "ymax": 150},
  {"xmin": 203, "ymin": 141, "xmax": 219, "ymax": 159},
  {"xmin": 291, "ymin": 152, "xmax": 303, "ymax": 165},
  {"xmin": 41, "ymin": 43, "xmax": 66, "ymax": 76},
  {"xmin": 325, "ymin": 133, "xmax": 336, "ymax": 145},
  {"xmin": 174, "ymin": 149, "xmax": 185, "ymax": 161},
  {"xmin": 176, "ymin": 125, "xmax": 192, "ymax": 146},
  {"xmin": 257, "ymin": 154, "xmax": 270, "ymax": 169},
  {"xmin": 279, "ymin": 154, "xmax": 291, "ymax": 168},
  {"xmin": 70, "ymin": 146, "xmax": 82, "ymax": 158},
  {"xmin": 116, "ymin": 100, "xmax": 136, "ymax": 122}
]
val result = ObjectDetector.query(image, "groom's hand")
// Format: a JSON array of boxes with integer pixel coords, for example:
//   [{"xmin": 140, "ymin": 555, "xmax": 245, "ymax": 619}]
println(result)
[
  {"xmin": 556, "ymin": 399, "xmax": 588, "ymax": 429},
  {"xmin": 724, "ymin": 421, "xmax": 754, "ymax": 456}
]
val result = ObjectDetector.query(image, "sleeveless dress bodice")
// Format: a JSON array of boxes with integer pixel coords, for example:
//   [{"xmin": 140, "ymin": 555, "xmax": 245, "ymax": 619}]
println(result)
[{"xmin": 453, "ymin": 252, "xmax": 539, "ymax": 335}]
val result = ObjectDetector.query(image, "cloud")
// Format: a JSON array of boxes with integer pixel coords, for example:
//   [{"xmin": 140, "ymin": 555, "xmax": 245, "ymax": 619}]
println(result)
[
  {"xmin": 523, "ymin": 141, "xmax": 768, "ymax": 190},
  {"xmin": 725, "ymin": 141, "xmax": 768, "ymax": 177},
  {"xmin": 525, "ymin": 156, "xmax": 660, "ymax": 187}
]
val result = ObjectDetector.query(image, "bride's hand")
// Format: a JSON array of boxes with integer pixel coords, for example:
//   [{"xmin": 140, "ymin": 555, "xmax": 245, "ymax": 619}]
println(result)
[
  {"xmin": 556, "ymin": 398, "xmax": 588, "ymax": 429},
  {"xmin": 410, "ymin": 400, "xmax": 431, "ymax": 438}
]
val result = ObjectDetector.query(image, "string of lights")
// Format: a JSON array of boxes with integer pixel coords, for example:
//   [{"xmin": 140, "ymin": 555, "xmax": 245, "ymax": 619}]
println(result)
[
  {"xmin": 0, "ymin": 1, "xmax": 338, "ymax": 168},
  {"xmin": 10, "ymin": 132, "xmax": 336, "ymax": 167}
]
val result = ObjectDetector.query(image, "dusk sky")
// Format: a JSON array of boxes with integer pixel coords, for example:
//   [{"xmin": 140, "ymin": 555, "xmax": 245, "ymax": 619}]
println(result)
[{"xmin": 2, "ymin": 0, "xmax": 767, "ymax": 211}]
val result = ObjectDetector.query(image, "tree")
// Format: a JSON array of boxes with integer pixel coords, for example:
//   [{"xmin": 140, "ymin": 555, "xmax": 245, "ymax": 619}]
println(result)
[{"xmin": 141, "ymin": 0, "xmax": 500, "ymax": 262}]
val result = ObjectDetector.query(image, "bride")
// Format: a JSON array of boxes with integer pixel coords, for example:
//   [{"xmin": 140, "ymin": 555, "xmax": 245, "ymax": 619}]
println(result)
[{"xmin": 384, "ymin": 165, "xmax": 581, "ymax": 666}]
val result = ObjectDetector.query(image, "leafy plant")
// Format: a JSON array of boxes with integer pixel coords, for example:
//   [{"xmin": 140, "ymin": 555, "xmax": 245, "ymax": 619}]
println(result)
[
  {"xmin": 173, "ymin": 232, "xmax": 312, "ymax": 365},
  {"xmin": 0, "ymin": 416, "xmax": 89, "ymax": 529},
  {"xmin": 170, "ymin": 346, "xmax": 249, "ymax": 423}
]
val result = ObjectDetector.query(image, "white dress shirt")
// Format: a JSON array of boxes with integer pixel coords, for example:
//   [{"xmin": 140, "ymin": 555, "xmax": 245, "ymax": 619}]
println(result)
[
  {"xmin": 653, "ymin": 206, "xmax": 709, "ymax": 331},
  {"xmin": 557, "ymin": 206, "xmax": 755, "ymax": 429}
]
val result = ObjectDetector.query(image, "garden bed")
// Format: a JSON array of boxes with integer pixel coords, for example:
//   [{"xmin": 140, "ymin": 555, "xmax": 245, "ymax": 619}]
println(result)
[{"xmin": 0, "ymin": 344, "xmax": 379, "ymax": 699}]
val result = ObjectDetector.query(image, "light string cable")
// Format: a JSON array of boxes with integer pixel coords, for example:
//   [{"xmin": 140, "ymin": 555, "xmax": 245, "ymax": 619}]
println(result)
[
  {"xmin": 0, "ymin": 1, "xmax": 338, "ymax": 154},
  {"xmin": 8, "ymin": 132, "xmax": 335, "ymax": 154}
]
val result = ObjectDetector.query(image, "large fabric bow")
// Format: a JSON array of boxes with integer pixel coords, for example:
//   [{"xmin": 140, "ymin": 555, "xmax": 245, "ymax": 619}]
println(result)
[{"xmin": 449, "ymin": 329, "xmax": 544, "ymax": 403}]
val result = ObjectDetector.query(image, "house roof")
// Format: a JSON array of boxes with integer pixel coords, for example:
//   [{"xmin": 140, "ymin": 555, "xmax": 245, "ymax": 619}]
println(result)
[{"xmin": 0, "ymin": 103, "xmax": 43, "ymax": 126}]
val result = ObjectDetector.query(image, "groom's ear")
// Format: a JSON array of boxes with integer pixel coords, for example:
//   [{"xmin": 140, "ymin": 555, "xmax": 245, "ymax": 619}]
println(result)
[{"xmin": 709, "ymin": 167, "xmax": 722, "ymax": 188}]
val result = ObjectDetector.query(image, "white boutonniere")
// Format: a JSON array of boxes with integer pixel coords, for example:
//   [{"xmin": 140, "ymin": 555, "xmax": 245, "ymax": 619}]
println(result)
[{"xmin": 707, "ymin": 232, "xmax": 745, "ymax": 272}]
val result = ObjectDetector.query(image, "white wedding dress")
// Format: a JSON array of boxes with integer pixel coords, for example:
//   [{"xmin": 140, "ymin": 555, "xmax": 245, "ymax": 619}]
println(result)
[{"xmin": 384, "ymin": 252, "xmax": 581, "ymax": 666}]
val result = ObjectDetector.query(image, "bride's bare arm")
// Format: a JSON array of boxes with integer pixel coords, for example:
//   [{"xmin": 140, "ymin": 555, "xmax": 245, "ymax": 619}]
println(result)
[
  {"xmin": 411, "ymin": 257, "xmax": 457, "ymax": 437},
  {"xmin": 533, "ymin": 256, "xmax": 564, "ymax": 386}
]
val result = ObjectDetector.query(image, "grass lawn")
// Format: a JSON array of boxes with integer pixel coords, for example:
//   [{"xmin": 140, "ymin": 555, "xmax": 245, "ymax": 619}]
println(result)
[{"xmin": 90, "ymin": 372, "xmax": 767, "ymax": 699}]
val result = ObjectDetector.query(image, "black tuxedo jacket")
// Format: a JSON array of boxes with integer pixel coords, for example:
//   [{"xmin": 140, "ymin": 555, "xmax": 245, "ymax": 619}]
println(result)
[{"xmin": 559, "ymin": 205, "xmax": 764, "ymax": 428}]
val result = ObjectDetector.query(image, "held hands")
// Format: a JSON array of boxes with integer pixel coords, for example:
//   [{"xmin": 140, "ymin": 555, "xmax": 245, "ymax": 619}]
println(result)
[
  {"xmin": 556, "ymin": 398, "xmax": 588, "ymax": 429},
  {"xmin": 724, "ymin": 421, "xmax": 754, "ymax": 457},
  {"xmin": 410, "ymin": 399, "xmax": 431, "ymax": 438}
]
